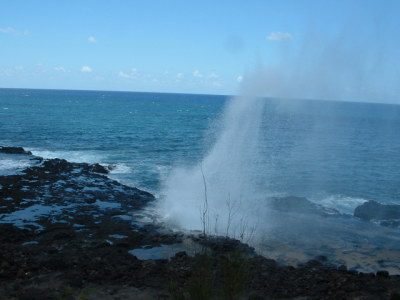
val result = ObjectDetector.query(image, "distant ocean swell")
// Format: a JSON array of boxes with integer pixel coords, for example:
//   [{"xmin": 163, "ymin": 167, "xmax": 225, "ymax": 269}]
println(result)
[
  {"xmin": 1, "ymin": 88, "xmax": 400, "ymax": 273},
  {"xmin": 1, "ymin": 88, "xmax": 400, "ymax": 210}
]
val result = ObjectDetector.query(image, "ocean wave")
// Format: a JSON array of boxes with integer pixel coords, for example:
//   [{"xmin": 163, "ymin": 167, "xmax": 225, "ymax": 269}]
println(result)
[
  {"xmin": 0, "ymin": 156, "xmax": 37, "ymax": 176},
  {"xmin": 28, "ymin": 149, "xmax": 107, "ymax": 164},
  {"xmin": 314, "ymin": 195, "xmax": 368, "ymax": 215},
  {"xmin": 108, "ymin": 163, "xmax": 132, "ymax": 174}
]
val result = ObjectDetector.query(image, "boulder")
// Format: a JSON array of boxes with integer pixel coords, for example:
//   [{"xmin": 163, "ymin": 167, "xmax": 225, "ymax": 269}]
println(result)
[
  {"xmin": 42, "ymin": 158, "xmax": 72, "ymax": 173},
  {"xmin": 354, "ymin": 200, "xmax": 400, "ymax": 221},
  {"xmin": 89, "ymin": 163, "xmax": 109, "ymax": 174},
  {"xmin": 0, "ymin": 146, "xmax": 32, "ymax": 155},
  {"xmin": 107, "ymin": 164, "xmax": 118, "ymax": 171}
]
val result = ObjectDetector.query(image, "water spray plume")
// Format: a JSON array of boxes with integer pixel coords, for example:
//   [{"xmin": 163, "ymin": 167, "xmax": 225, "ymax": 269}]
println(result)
[{"xmin": 158, "ymin": 68, "xmax": 269, "ymax": 239}]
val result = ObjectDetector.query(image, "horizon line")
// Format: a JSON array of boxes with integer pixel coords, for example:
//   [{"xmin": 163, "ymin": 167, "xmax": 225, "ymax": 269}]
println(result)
[
  {"xmin": 0, "ymin": 86, "xmax": 233, "ymax": 99},
  {"xmin": 0, "ymin": 87, "xmax": 397, "ymax": 107}
]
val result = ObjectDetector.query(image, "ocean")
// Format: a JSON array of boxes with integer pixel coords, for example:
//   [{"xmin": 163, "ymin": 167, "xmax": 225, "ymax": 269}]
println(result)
[
  {"xmin": 1, "ymin": 88, "xmax": 400, "ymax": 272},
  {"xmin": 0, "ymin": 89, "xmax": 225, "ymax": 191},
  {"xmin": 1, "ymin": 88, "xmax": 399, "ymax": 209}
]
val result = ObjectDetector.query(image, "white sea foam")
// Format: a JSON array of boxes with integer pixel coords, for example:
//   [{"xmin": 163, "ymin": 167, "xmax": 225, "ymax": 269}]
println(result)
[
  {"xmin": 108, "ymin": 163, "xmax": 132, "ymax": 174},
  {"xmin": 0, "ymin": 156, "xmax": 36, "ymax": 176},
  {"xmin": 29, "ymin": 149, "xmax": 106, "ymax": 164},
  {"xmin": 315, "ymin": 195, "xmax": 368, "ymax": 215}
]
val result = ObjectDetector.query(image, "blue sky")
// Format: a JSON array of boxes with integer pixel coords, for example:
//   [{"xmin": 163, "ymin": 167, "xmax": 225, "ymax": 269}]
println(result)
[{"xmin": 0, "ymin": 0, "xmax": 399, "ymax": 102}]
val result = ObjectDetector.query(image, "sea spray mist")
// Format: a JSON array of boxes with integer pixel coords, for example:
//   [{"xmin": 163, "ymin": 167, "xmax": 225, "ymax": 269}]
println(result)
[{"xmin": 158, "ymin": 74, "xmax": 269, "ymax": 240}]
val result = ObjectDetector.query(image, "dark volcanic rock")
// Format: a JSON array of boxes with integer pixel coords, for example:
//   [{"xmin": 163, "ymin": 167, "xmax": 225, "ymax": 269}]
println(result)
[
  {"xmin": 89, "ymin": 163, "xmax": 109, "ymax": 174},
  {"xmin": 107, "ymin": 164, "xmax": 118, "ymax": 171},
  {"xmin": 354, "ymin": 200, "xmax": 400, "ymax": 221},
  {"xmin": 41, "ymin": 158, "xmax": 72, "ymax": 172},
  {"xmin": 39, "ymin": 158, "xmax": 110, "ymax": 174},
  {"xmin": 1, "ymin": 155, "xmax": 154, "ymax": 229},
  {"xmin": 0, "ymin": 146, "xmax": 32, "ymax": 155},
  {"xmin": 1, "ymin": 148, "xmax": 400, "ymax": 299}
]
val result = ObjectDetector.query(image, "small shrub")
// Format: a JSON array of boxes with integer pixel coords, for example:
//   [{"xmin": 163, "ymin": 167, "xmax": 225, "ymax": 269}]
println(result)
[
  {"xmin": 167, "ymin": 279, "xmax": 186, "ymax": 300},
  {"xmin": 221, "ymin": 251, "xmax": 248, "ymax": 300},
  {"xmin": 187, "ymin": 253, "xmax": 213, "ymax": 300},
  {"xmin": 77, "ymin": 287, "xmax": 96, "ymax": 300},
  {"xmin": 54, "ymin": 286, "xmax": 73, "ymax": 300}
]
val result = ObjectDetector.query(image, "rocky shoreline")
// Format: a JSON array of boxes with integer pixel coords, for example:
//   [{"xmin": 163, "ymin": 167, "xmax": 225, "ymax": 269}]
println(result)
[{"xmin": 1, "ymin": 147, "xmax": 400, "ymax": 299}]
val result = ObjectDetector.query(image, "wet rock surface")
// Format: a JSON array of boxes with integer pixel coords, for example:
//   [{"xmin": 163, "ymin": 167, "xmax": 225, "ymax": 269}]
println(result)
[
  {"xmin": 1, "ymin": 148, "xmax": 400, "ymax": 299},
  {"xmin": 354, "ymin": 200, "xmax": 400, "ymax": 227},
  {"xmin": 0, "ymin": 146, "xmax": 32, "ymax": 155}
]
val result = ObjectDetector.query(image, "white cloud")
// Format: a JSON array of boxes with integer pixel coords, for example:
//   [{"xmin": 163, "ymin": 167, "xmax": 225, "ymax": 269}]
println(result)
[
  {"xmin": 0, "ymin": 27, "xmax": 28, "ymax": 36},
  {"xmin": 176, "ymin": 73, "xmax": 183, "ymax": 78},
  {"xmin": 1, "ymin": 66, "xmax": 25, "ymax": 77},
  {"xmin": 118, "ymin": 68, "xmax": 138, "ymax": 79},
  {"xmin": 266, "ymin": 32, "xmax": 293, "ymax": 41},
  {"xmin": 208, "ymin": 72, "xmax": 219, "ymax": 79},
  {"xmin": 35, "ymin": 64, "xmax": 47, "ymax": 73},
  {"xmin": 0, "ymin": 27, "xmax": 14, "ymax": 33},
  {"xmin": 192, "ymin": 70, "xmax": 203, "ymax": 78},
  {"xmin": 118, "ymin": 71, "xmax": 130, "ymax": 78},
  {"xmin": 237, "ymin": 75, "xmax": 243, "ymax": 83},
  {"xmin": 54, "ymin": 66, "xmax": 66, "ymax": 72},
  {"xmin": 81, "ymin": 66, "xmax": 92, "ymax": 73},
  {"xmin": 88, "ymin": 36, "xmax": 97, "ymax": 43}
]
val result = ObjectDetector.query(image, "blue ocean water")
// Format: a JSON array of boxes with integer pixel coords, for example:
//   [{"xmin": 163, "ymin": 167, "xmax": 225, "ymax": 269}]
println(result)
[{"xmin": 1, "ymin": 88, "xmax": 400, "ymax": 213}]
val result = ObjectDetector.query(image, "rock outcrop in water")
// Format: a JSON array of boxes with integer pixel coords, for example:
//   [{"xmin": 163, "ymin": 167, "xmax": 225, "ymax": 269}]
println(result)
[
  {"xmin": 1, "ymin": 147, "xmax": 400, "ymax": 299},
  {"xmin": 354, "ymin": 200, "xmax": 400, "ymax": 227},
  {"xmin": 0, "ymin": 146, "xmax": 32, "ymax": 155}
]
